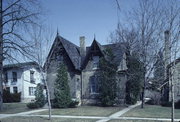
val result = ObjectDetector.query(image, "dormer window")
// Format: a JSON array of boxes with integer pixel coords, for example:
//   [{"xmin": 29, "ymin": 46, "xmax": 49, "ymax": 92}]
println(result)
[
  {"xmin": 4, "ymin": 72, "xmax": 8, "ymax": 84},
  {"xmin": 12, "ymin": 72, "xmax": 17, "ymax": 82},
  {"xmin": 30, "ymin": 71, "xmax": 35, "ymax": 83},
  {"xmin": 92, "ymin": 56, "xmax": 99, "ymax": 69}
]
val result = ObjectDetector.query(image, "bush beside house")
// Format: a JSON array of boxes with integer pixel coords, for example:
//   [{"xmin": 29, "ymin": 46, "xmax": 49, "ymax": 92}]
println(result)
[
  {"xmin": 3, "ymin": 90, "xmax": 21, "ymax": 103},
  {"xmin": 27, "ymin": 83, "xmax": 45, "ymax": 109}
]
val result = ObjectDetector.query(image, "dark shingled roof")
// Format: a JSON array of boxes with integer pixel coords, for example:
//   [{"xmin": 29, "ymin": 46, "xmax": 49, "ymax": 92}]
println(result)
[
  {"xmin": 58, "ymin": 36, "xmax": 81, "ymax": 70},
  {"xmin": 46, "ymin": 35, "xmax": 127, "ymax": 70},
  {"xmin": 3, "ymin": 61, "xmax": 38, "ymax": 69},
  {"xmin": 46, "ymin": 35, "xmax": 81, "ymax": 70},
  {"xmin": 102, "ymin": 43, "xmax": 127, "ymax": 64},
  {"xmin": 81, "ymin": 39, "xmax": 127, "ymax": 69}
]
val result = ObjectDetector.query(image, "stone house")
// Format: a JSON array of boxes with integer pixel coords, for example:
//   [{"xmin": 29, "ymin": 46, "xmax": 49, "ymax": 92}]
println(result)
[
  {"xmin": 3, "ymin": 62, "xmax": 42, "ymax": 102},
  {"xmin": 46, "ymin": 34, "xmax": 128, "ymax": 105}
]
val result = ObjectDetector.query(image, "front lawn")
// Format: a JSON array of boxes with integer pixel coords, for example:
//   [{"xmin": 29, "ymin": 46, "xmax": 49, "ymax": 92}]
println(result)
[
  {"xmin": 0, "ymin": 103, "xmax": 30, "ymax": 114},
  {"xmin": 37, "ymin": 105, "xmax": 125, "ymax": 117},
  {"xmin": 0, "ymin": 116, "xmax": 97, "ymax": 122},
  {"xmin": 122, "ymin": 104, "xmax": 180, "ymax": 119}
]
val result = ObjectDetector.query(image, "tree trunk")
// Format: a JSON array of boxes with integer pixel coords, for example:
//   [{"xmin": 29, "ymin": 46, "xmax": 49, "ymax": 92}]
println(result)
[
  {"xmin": 171, "ymin": 77, "xmax": 174, "ymax": 122},
  {"xmin": 0, "ymin": 0, "xmax": 3, "ymax": 111},
  {"xmin": 141, "ymin": 69, "xmax": 146, "ymax": 108},
  {"xmin": 38, "ymin": 64, "xmax": 51, "ymax": 120}
]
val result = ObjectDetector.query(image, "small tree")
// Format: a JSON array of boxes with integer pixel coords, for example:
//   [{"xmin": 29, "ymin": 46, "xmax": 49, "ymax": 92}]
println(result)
[
  {"xmin": 27, "ymin": 83, "xmax": 45, "ymax": 109},
  {"xmin": 99, "ymin": 48, "xmax": 117, "ymax": 106},
  {"xmin": 35, "ymin": 83, "xmax": 45, "ymax": 107},
  {"xmin": 126, "ymin": 53, "xmax": 144, "ymax": 104},
  {"xmin": 53, "ymin": 63, "xmax": 71, "ymax": 108}
]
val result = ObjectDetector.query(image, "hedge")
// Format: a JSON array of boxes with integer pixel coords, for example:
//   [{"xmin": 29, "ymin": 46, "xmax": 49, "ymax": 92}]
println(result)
[{"xmin": 3, "ymin": 90, "xmax": 21, "ymax": 103}]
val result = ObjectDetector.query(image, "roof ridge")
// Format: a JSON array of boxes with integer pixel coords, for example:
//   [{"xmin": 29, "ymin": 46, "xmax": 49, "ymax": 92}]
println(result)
[{"xmin": 58, "ymin": 36, "xmax": 79, "ymax": 48}]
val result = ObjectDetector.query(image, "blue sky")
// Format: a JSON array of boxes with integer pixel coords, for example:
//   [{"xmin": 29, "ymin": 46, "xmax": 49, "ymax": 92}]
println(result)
[{"xmin": 42, "ymin": 0, "xmax": 137, "ymax": 46}]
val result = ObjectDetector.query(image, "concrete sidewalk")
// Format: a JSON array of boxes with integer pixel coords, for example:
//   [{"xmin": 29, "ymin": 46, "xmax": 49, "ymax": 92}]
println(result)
[
  {"xmin": 0, "ymin": 109, "xmax": 47, "ymax": 119},
  {"xmin": 1, "ymin": 114, "xmax": 180, "ymax": 122},
  {"xmin": 96, "ymin": 101, "xmax": 142, "ymax": 122}
]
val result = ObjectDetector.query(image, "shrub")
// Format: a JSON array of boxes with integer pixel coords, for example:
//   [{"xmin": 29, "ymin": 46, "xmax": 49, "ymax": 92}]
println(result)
[
  {"xmin": 161, "ymin": 101, "xmax": 172, "ymax": 107},
  {"xmin": 175, "ymin": 100, "xmax": 180, "ymax": 109},
  {"xmin": 12, "ymin": 92, "xmax": 21, "ymax": 102},
  {"xmin": 27, "ymin": 102, "xmax": 39, "ymax": 109},
  {"xmin": 69, "ymin": 100, "xmax": 79, "ymax": 108},
  {"xmin": 145, "ymin": 90, "xmax": 161, "ymax": 105},
  {"xmin": 3, "ymin": 90, "xmax": 21, "ymax": 103},
  {"xmin": 27, "ymin": 84, "xmax": 46, "ymax": 109},
  {"xmin": 35, "ymin": 84, "xmax": 45, "ymax": 107},
  {"xmin": 3, "ymin": 90, "xmax": 12, "ymax": 103},
  {"xmin": 146, "ymin": 99, "xmax": 155, "ymax": 105}
]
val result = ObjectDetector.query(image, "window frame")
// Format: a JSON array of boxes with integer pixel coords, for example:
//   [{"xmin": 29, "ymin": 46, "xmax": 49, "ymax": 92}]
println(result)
[
  {"xmin": 89, "ymin": 76, "xmax": 100, "ymax": 94},
  {"xmin": 13, "ymin": 87, "xmax": 18, "ymax": 93},
  {"xmin": 30, "ymin": 70, "xmax": 35, "ymax": 83},
  {"xmin": 12, "ymin": 72, "xmax": 17, "ymax": 82},
  {"xmin": 92, "ymin": 56, "xmax": 100, "ymax": 70},
  {"xmin": 4, "ymin": 72, "xmax": 8, "ymax": 83},
  {"xmin": 29, "ymin": 87, "xmax": 36, "ymax": 96}
]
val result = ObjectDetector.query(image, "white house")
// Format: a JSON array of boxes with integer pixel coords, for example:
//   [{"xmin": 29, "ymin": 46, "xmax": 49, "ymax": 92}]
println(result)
[{"xmin": 3, "ymin": 62, "xmax": 43, "ymax": 103}]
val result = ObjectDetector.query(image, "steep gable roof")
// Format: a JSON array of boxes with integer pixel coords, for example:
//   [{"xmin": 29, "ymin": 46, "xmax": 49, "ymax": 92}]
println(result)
[
  {"xmin": 81, "ymin": 39, "xmax": 127, "ymax": 69},
  {"xmin": 46, "ymin": 35, "xmax": 81, "ymax": 70},
  {"xmin": 81, "ymin": 39, "xmax": 104, "ymax": 69},
  {"xmin": 103, "ymin": 43, "xmax": 127, "ymax": 64}
]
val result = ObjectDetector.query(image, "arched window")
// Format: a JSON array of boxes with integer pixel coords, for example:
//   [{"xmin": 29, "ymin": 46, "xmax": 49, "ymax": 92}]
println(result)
[{"xmin": 89, "ymin": 76, "xmax": 99, "ymax": 94}]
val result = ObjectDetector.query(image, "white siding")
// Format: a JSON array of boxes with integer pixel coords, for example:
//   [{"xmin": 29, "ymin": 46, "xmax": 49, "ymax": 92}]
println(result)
[{"xmin": 3, "ymin": 65, "xmax": 42, "ymax": 103}]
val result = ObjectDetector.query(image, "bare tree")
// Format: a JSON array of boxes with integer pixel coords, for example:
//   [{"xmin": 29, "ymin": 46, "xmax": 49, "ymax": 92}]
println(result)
[
  {"xmin": 0, "ymin": 0, "xmax": 42, "ymax": 110},
  {"xmin": 30, "ymin": 26, "xmax": 54, "ymax": 120},
  {"xmin": 113, "ymin": 0, "xmax": 180, "ymax": 112}
]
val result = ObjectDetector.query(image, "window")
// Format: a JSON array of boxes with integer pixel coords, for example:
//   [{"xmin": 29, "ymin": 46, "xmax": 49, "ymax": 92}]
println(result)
[
  {"xmin": 92, "ymin": 56, "xmax": 99, "ymax": 69},
  {"xmin": 56, "ymin": 55, "xmax": 63, "ymax": 62},
  {"xmin": 30, "ymin": 71, "xmax": 35, "ymax": 83},
  {"xmin": 177, "ymin": 82, "xmax": 180, "ymax": 96},
  {"xmin": 4, "ymin": 72, "xmax": 8, "ymax": 83},
  {"xmin": 12, "ymin": 72, "xmax": 17, "ymax": 82},
  {"xmin": 29, "ymin": 87, "xmax": 36, "ymax": 96},
  {"xmin": 90, "ymin": 76, "xmax": 99, "ymax": 94},
  {"xmin": 6, "ymin": 87, "xmax": 10, "ymax": 92},
  {"xmin": 13, "ymin": 87, "xmax": 18, "ymax": 93}
]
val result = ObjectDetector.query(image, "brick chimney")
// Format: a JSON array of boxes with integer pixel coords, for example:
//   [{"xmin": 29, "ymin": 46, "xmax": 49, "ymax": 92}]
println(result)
[
  {"xmin": 79, "ymin": 36, "xmax": 86, "ymax": 57},
  {"xmin": 164, "ymin": 30, "xmax": 171, "ymax": 79}
]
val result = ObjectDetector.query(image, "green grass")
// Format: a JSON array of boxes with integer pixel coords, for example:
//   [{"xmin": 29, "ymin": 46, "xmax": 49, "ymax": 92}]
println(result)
[
  {"xmin": 122, "ymin": 104, "xmax": 180, "ymax": 119},
  {"xmin": 0, "ymin": 103, "xmax": 30, "ymax": 114},
  {"xmin": 37, "ymin": 105, "xmax": 125, "ymax": 117},
  {"xmin": 108, "ymin": 120, "xmax": 166, "ymax": 122},
  {"xmin": 0, "ymin": 116, "xmax": 97, "ymax": 122}
]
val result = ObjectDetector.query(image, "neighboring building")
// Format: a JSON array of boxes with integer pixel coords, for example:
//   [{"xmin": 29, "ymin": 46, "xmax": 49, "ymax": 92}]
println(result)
[
  {"xmin": 45, "ymin": 34, "xmax": 128, "ymax": 105},
  {"xmin": 164, "ymin": 58, "xmax": 180, "ymax": 102},
  {"xmin": 3, "ymin": 62, "xmax": 42, "ymax": 103},
  {"xmin": 162, "ymin": 30, "xmax": 180, "ymax": 102}
]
